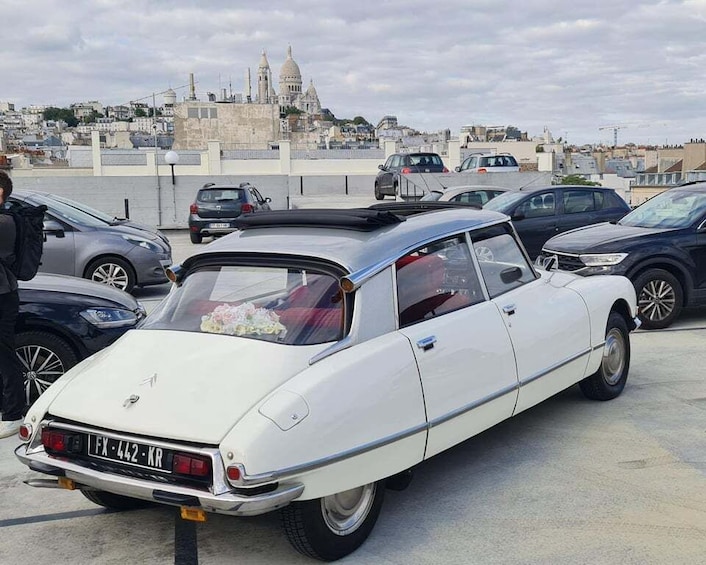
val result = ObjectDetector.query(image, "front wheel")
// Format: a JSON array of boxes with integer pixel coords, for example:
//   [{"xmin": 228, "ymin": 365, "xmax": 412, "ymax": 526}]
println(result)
[
  {"xmin": 85, "ymin": 256, "xmax": 136, "ymax": 293},
  {"xmin": 15, "ymin": 331, "xmax": 78, "ymax": 407},
  {"xmin": 633, "ymin": 269, "xmax": 683, "ymax": 329},
  {"xmin": 280, "ymin": 482, "xmax": 385, "ymax": 561},
  {"xmin": 579, "ymin": 312, "xmax": 630, "ymax": 401}
]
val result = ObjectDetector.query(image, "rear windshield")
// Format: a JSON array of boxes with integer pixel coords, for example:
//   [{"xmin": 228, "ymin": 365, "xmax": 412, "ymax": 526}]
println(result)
[
  {"xmin": 409, "ymin": 154, "xmax": 443, "ymax": 166},
  {"xmin": 142, "ymin": 265, "xmax": 345, "ymax": 346},
  {"xmin": 197, "ymin": 189, "xmax": 245, "ymax": 203}
]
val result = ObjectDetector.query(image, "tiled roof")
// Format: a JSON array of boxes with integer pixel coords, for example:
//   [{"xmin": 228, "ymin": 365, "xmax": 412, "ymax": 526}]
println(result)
[
  {"xmin": 694, "ymin": 161, "xmax": 706, "ymax": 171},
  {"xmin": 644, "ymin": 165, "xmax": 658, "ymax": 173}
]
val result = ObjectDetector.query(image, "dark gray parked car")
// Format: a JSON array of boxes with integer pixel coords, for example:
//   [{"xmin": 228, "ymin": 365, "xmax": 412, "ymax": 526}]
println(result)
[
  {"xmin": 188, "ymin": 182, "xmax": 271, "ymax": 243},
  {"xmin": 375, "ymin": 152, "xmax": 449, "ymax": 200},
  {"xmin": 9, "ymin": 191, "xmax": 172, "ymax": 293}
]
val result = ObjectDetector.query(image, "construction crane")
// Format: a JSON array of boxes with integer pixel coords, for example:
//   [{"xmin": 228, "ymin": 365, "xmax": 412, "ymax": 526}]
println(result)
[{"xmin": 598, "ymin": 124, "xmax": 630, "ymax": 148}]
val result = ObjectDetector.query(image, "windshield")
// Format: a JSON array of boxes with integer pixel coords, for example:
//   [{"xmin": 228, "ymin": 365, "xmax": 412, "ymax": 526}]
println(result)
[
  {"xmin": 142, "ymin": 265, "xmax": 345, "ymax": 345},
  {"xmin": 45, "ymin": 193, "xmax": 116, "ymax": 223},
  {"xmin": 619, "ymin": 189, "xmax": 706, "ymax": 229},
  {"xmin": 483, "ymin": 191, "xmax": 526, "ymax": 212},
  {"xmin": 421, "ymin": 191, "xmax": 443, "ymax": 201},
  {"xmin": 28, "ymin": 194, "xmax": 111, "ymax": 227}
]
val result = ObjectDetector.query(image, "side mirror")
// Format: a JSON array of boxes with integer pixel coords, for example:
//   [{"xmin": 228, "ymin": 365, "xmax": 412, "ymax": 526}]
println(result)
[
  {"xmin": 378, "ymin": 164, "xmax": 385, "ymax": 170},
  {"xmin": 43, "ymin": 219, "xmax": 65, "ymax": 238},
  {"xmin": 454, "ymin": 166, "xmax": 461, "ymax": 172},
  {"xmin": 500, "ymin": 266, "xmax": 523, "ymax": 284},
  {"xmin": 265, "ymin": 197, "xmax": 272, "ymax": 203},
  {"xmin": 511, "ymin": 212, "xmax": 525, "ymax": 221}
]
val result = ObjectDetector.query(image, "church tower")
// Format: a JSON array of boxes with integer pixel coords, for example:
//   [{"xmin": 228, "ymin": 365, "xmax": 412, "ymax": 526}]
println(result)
[
  {"xmin": 257, "ymin": 50, "xmax": 271, "ymax": 104},
  {"xmin": 279, "ymin": 45, "xmax": 303, "ymax": 107}
]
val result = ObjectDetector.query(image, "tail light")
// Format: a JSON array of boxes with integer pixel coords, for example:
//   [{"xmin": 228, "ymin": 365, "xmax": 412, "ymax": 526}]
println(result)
[
  {"xmin": 173, "ymin": 453, "xmax": 211, "ymax": 477},
  {"xmin": 477, "ymin": 168, "xmax": 487, "ymax": 174},
  {"xmin": 189, "ymin": 203, "xmax": 199, "ymax": 214},
  {"xmin": 401, "ymin": 167, "xmax": 412, "ymax": 174},
  {"xmin": 442, "ymin": 167, "xmax": 449, "ymax": 173},
  {"xmin": 241, "ymin": 203, "xmax": 254, "ymax": 213},
  {"xmin": 19, "ymin": 423, "xmax": 32, "ymax": 442},
  {"xmin": 226, "ymin": 465, "xmax": 241, "ymax": 482},
  {"xmin": 41, "ymin": 428, "xmax": 82, "ymax": 454}
]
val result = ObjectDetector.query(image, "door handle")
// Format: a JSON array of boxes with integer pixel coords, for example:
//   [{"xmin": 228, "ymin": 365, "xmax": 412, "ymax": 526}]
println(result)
[
  {"xmin": 416, "ymin": 336, "xmax": 437, "ymax": 351},
  {"xmin": 502, "ymin": 304, "xmax": 516, "ymax": 316}
]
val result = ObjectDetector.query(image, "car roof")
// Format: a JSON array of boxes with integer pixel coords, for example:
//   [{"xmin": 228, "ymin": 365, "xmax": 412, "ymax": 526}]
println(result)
[
  {"xmin": 186, "ymin": 206, "xmax": 509, "ymax": 275},
  {"xmin": 516, "ymin": 185, "xmax": 617, "ymax": 193}
]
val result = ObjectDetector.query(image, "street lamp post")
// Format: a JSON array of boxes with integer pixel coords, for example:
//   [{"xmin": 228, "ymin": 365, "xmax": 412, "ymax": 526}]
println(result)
[{"xmin": 164, "ymin": 151, "xmax": 179, "ymax": 185}]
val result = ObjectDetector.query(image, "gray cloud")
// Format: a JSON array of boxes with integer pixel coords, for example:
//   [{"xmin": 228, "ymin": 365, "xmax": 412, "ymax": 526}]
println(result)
[{"xmin": 1, "ymin": 0, "xmax": 705, "ymax": 144}]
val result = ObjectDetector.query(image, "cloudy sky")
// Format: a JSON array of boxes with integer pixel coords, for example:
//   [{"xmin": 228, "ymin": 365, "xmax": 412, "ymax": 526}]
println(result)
[{"xmin": 2, "ymin": 0, "xmax": 705, "ymax": 145}]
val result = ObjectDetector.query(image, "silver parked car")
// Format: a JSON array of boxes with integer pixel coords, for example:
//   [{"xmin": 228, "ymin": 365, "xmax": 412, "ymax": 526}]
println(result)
[{"xmin": 9, "ymin": 191, "xmax": 172, "ymax": 293}]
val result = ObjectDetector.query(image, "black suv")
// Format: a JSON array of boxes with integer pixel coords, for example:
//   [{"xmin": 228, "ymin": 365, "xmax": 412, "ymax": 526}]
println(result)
[
  {"xmin": 540, "ymin": 182, "xmax": 706, "ymax": 329},
  {"xmin": 484, "ymin": 185, "xmax": 631, "ymax": 259},
  {"xmin": 188, "ymin": 182, "xmax": 271, "ymax": 243},
  {"xmin": 375, "ymin": 152, "xmax": 448, "ymax": 200}
]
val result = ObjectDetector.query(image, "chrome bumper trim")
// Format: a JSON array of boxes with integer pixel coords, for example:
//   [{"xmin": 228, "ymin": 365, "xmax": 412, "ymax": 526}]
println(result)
[{"xmin": 15, "ymin": 445, "xmax": 304, "ymax": 517}]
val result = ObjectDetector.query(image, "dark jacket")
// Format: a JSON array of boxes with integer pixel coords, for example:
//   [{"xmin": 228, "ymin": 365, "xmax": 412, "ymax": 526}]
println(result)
[{"xmin": 0, "ymin": 213, "xmax": 17, "ymax": 294}]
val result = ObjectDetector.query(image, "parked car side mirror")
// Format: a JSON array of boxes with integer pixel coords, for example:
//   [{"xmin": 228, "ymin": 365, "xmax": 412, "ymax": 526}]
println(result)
[
  {"xmin": 500, "ymin": 266, "xmax": 523, "ymax": 284},
  {"xmin": 378, "ymin": 164, "xmax": 385, "ymax": 170},
  {"xmin": 454, "ymin": 166, "xmax": 461, "ymax": 172},
  {"xmin": 511, "ymin": 211, "xmax": 525, "ymax": 221},
  {"xmin": 43, "ymin": 219, "xmax": 65, "ymax": 238},
  {"xmin": 265, "ymin": 197, "xmax": 272, "ymax": 203}
]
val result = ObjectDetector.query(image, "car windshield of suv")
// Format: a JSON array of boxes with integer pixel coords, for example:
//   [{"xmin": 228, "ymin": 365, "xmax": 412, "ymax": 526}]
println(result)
[
  {"xmin": 27, "ymin": 194, "xmax": 110, "ymax": 228},
  {"xmin": 619, "ymin": 189, "xmax": 706, "ymax": 229},
  {"xmin": 142, "ymin": 265, "xmax": 344, "ymax": 345},
  {"xmin": 483, "ymin": 191, "xmax": 527, "ymax": 212}
]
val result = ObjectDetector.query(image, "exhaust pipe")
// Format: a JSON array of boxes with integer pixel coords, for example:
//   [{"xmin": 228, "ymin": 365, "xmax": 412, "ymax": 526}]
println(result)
[{"xmin": 24, "ymin": 478, "xmax": 62, "ymax": 488}]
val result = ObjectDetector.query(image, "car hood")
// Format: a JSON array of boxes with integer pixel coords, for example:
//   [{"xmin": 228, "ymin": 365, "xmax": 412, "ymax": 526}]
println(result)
[
  {"xmin": 542, "ymin": 222, "xmax": 668, "ymax": 253},
  {"xmin": 46, "ymin": 330, "xmax": 327, "ymax": 443},
  {"xmin": 19, "ymin": 273, "xmax": 140, "ymax": 308}
]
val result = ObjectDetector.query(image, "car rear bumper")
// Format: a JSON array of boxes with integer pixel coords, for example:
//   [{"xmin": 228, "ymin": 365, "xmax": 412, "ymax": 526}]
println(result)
[
  {"xmin": 15, "ymin": 444, "xmax": 304, "ymax": 516},
  {"xmin": 188, "ymin": 217, "xmax": 239, "ymax": 236}
]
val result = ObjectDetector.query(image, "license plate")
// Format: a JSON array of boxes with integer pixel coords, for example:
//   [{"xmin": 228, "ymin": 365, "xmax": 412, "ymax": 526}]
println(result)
[
  {"xmin": 88, "ymin": 434, "xmax": 171, "ymax": 473},
  {"xmin": 208, "ymin": 222, "xmax": 230, "ymax": 229}
]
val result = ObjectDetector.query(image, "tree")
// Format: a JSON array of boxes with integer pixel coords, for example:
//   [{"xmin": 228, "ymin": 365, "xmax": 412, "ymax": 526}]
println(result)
[
  {"xmin": 352, "ymin": 116, "xmax": 370, "ymax": 126},
  {"xmin": 560, "ymin": 174, "xmax": 601, "ymax": 186},
  {"xmin": 282, "ymin": 106, "xmax": 303, "ymax": 117},
  {"xmin": 134, "ymin": 108, "xmax": 147, "ymax": 118},
  {"xmin": 42, "ymin": 107, "xmax": 79, "ymax": 127}
]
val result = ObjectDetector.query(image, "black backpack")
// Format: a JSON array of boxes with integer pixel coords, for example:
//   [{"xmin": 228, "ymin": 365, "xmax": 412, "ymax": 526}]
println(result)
[{"xmin": 1, "ymin": 203, "xmax": 48, "ymax": 281}]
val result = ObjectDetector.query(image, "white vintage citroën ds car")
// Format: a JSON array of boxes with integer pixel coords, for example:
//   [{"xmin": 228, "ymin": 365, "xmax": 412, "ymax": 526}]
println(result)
[{"xmin": 16, "ymin": 205, "xmax": 639, "ymax": 561}]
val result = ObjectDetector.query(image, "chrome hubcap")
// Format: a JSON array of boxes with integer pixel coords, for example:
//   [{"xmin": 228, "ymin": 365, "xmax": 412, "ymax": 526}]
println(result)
[
  {"xmin": 16, "ymin": 345, "xmax": 66, "ymax": 405},
  {"xmin": 91, "ymin": 263, "xmax": 129, "ymax": 289},
  {"xmin": 321, "ymin": 483, "xmax": 376, "ymax": 536},
  {"xmin": 638, "ymin": 279, "xmax": 675, "ymax": 322},
  {"xmin": 602, "ymin": 328, "xmax": 626, "ymax": 385}
]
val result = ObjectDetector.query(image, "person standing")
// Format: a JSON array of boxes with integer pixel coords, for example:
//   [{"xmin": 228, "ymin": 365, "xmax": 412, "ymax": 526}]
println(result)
[{"xmin": 0, "ymin": 171, "xmax": 24, "ymax": 438}]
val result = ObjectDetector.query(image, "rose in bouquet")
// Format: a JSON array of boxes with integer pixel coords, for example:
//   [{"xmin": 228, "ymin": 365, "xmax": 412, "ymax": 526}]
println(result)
[{"xmin": 201, "ymin": 302, "xmax": 286, "ymax": 337}]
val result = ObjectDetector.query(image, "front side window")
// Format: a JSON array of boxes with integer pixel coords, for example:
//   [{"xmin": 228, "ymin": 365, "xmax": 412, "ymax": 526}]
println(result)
[
  {"xmin": 142, "ymin": 265, "xmax": 344, "ymax": 345},
  {"xmin": 516, "ymin": 193, "xmax": 555, "ymax": 218},
  {"xmin": 396, "ymin": 235, "xmax": 484, "ymax": 327},
  {"xmin": 471, "ymin": 224, "xmax": 536, "ymax": 298},
  {"xmin": 459, "ymin": 157, "xmax": 471, "ymax": 171}
]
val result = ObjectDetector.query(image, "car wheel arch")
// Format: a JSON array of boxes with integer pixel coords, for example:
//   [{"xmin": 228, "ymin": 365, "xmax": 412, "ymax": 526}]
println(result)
[
  {"xmin": 15, "ymin": 321, "xmax": 86, "ymax": 361},
  {"xmin": 627, "ymin": 260, "xmax": 693, "ymax": 305},
  {"xmin": 83, "ymin": 254, "xmax": 138, "ymax": 289}
]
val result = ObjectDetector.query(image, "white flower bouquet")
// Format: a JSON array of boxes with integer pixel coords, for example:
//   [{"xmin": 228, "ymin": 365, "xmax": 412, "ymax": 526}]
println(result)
[{"xmin": 200, "ymin": 302, "xmax": 286, "ymax": 337}]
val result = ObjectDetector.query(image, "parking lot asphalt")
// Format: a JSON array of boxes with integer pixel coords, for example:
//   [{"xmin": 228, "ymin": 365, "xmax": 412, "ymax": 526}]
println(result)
[{"xmin": 2, "ymin": 227, "xmax": 706, "ymax": 564}]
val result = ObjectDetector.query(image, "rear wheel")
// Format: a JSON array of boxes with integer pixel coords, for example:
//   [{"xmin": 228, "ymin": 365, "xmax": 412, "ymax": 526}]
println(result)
[
  {"xmin": 85, "ymin": 256, "xmax": 136, "ymax": 293},
  {"xmin": 281, "ymin": 481, "xmax": 385, "ymax": 561},
  {"xmin": 189, "ymin": 231, "xmax": 203, "ymax": 244},
  {"xmin": 374, "ymin": 183, "xmax": 384, "ymax": 201},
  {"xmin": 15, "ymin": 331, "xmax": 78, "ymax": 407},
  {"xmin": 579, "ymin": 312, "xmax": 630, "ymax": 400},
  {"xmin": 633, "ymin": 269, "xmax": 682, "ymax": 329},
  {"xmin": 81, "ymin": 489, "xmax": 152, "ymax": 510}
]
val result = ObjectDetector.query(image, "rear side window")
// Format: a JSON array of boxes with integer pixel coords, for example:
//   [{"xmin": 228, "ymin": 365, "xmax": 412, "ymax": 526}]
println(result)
[
  {"xmin": 563, "ymin": 190, "xmax": 595, "ymax": 214},
  {"xmin": 396, "ymin": 235, "xmax": 484, "ymax": 327},
  {"xmin": 600, "ymin": 190, "xmax": 626, "ymax": 209}
]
